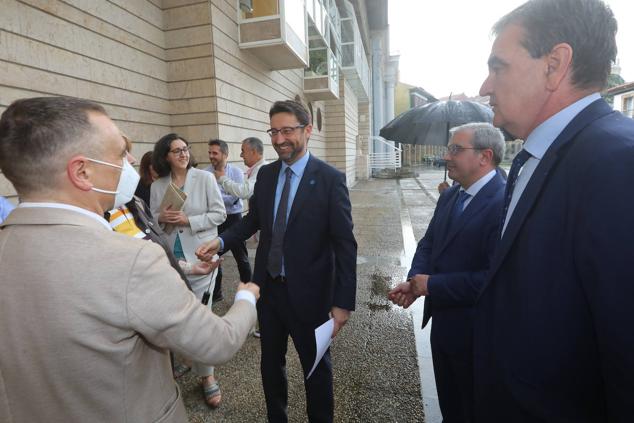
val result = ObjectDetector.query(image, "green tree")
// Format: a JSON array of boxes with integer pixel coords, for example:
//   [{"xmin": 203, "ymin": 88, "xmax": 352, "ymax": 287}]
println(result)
[{"xmin": 603, "ymin": 73, "xmax": 626, "ymax": 106}]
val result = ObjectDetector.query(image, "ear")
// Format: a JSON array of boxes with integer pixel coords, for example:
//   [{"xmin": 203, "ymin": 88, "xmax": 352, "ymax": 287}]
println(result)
[
  {"xmin": 67, "ymin": 156, "xmax": 93, "ymax": 192},
  {"xmin": 480, "ymin": 149, "xmax": 494, "ymax": 166},
  {"xmin": 304, "ymin": 123, "xmax": 313, "ymax": 140},
  {"xmin": 545, "ymin": 43, "xmax": 573, "ymax": 91}
]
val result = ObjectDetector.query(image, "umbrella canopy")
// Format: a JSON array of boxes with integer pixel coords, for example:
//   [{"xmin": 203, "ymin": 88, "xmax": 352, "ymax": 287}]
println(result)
[{"xmin": 379, "ymin": 100, "xmax": 494, "ymax": 145}]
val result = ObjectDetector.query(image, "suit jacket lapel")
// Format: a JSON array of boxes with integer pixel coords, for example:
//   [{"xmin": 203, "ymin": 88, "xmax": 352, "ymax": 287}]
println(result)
[
  {"xmin": 183, "ymin": 168, "xmax": 196, "ymax": 196},
  {"xmin": 287, "ymin": 155, "xmax": 318, "ymax": 226},
  {"xmin": 432, "ymin": 188, "xmax": 459, "ymax": 260},
  {"xmin": 434, "ymin": 175, "xmax": 503, "ymax": 260},
  {"xmin": 481, "ymin": 99, "xmax": 614, "ymax": 294},
  {"xmin": 265, "ymin": 160, "xmax": 282, "ymax": 229}
]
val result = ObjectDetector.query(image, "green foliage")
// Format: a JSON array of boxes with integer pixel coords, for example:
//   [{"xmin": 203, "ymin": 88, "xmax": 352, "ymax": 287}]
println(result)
[{"xmin": 603, "ymin": 73, "xmax": 626, "ymax": 106}]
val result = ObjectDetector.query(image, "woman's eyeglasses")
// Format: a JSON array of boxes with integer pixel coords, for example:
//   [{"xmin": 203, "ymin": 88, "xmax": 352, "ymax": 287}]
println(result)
[{"xmin": 170, "ymin": 146, "xmax": 191, "ymax": 156}]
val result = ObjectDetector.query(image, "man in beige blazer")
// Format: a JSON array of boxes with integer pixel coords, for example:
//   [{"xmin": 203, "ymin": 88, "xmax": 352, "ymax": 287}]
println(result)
[{"xmin": 0, "ymin": 96, "xmax": 259, "ymax": 423}]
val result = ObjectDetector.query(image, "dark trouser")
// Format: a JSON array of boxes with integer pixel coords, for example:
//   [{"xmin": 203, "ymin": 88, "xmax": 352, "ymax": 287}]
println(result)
[
  {"xmin": 258, "ymin": 276, "xmax": 333, "ymax": 423},
  {"xmin": 214, "ymin": 213, "xmax": 252, "ymax": 298},
  {"xmin": 430, "ymin": 335, "xmax": 474, "ymax": 423}
]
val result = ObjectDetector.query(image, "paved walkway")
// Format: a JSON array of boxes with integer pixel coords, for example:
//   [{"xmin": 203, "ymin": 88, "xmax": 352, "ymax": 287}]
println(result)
[{"xmin": 181, "ymin": 167, "xmax": 448, "ymax": 422}]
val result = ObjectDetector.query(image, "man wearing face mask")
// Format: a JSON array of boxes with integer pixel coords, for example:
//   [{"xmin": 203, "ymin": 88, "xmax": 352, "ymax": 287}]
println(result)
[{"xmin": 0, "ymin": 96, "xmax": 259, "ymax": 423}]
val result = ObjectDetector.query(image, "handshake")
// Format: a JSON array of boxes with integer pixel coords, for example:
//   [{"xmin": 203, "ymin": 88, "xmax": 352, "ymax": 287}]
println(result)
[
  {"xmin": 196, "ymin": 238, "xmax": 260, "ymax": 300},
  {"xmin": 387, "ymin": 274, "xmax": 430, "ymax": 309}
]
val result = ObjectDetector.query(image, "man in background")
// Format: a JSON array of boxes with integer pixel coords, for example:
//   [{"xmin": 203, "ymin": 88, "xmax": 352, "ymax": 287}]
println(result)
[
  {"xmin": 214, "ymin": 136, "xmax": 267, "ymax": 200},
  {"xmin": 206, "ymin": 138, "xmax": 252, "ymax": 302}
]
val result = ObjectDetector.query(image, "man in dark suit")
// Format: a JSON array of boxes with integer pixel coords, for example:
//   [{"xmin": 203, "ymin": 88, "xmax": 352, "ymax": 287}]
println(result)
[
  {"xmin": 197, "ymin": 100, "xmax": 357, "ymax": 422},
  {"xmin": 474, "ymin": 0, "xmax": 634, "ymax": 421},
  {"xmin": 389, "ymin": 122, "xmax": 506, "ymax": 423}
]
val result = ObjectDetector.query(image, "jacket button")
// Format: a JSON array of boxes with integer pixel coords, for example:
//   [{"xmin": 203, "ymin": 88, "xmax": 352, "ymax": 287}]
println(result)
[
  {"xmin": 179, "ymin": 230, "xmax": 184, "ymax": 233},
  {"xmin": 145, "ymin": 229, "xmax": 151, "ymax": 234}
]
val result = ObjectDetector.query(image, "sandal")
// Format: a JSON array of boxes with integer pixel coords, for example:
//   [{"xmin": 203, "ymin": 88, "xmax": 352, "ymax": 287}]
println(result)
[
  {"xmin": 172, "ymin": 363, "xmax": 191, "ymax": 379},
  {"xmin": 202, "ymin": 381, "xmax": 222, "ymax": 408}
]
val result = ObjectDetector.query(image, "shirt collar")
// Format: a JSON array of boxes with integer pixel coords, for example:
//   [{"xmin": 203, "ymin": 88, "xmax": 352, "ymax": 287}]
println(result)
[
  {"xmin": 462, "ymin": 169, "xmax": 497, "ymax": 197},
  {"xmin": 524, "ymin": 92, "xmax": 601, "ymax": 160},
  {"xmin": 18, "ymin": 202, "xmax": 112, "ymax": 230},
  {"xmin": 281, "ymin": 151, "xmax": 310, "ymax": 178}
]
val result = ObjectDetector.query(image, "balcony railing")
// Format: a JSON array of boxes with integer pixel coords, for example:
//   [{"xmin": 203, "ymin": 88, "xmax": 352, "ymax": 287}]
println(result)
[
  {"xmin": 340, "ymin": 0, "xmax": 369, "ymax": 100},
  {"xmin": 368, "ymin": 137, "xmax": 402, "ymax": 173},
  {"xmin": 304, "ymin": 0, "xmax": 341, "ymax": 100},
  {"xmin": 304, "ymin": 47, "xmax": 339, "ymax": 100},
  {"xmin": 238, "ymin": 0, "xmax": 308, "ymax": 70}
]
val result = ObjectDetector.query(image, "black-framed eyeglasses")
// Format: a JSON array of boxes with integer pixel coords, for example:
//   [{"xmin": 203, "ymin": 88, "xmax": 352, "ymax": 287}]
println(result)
[
  {"xmin": 169, "ymin": 146, "xmax": 191, "ymax": 156},
  {"xmin": 266, "ymin": 125, "xmax": 306, "ymax": 137},
  {"xmin": 446, "ymin": 144, "xmax": 485, "ymax": 156}
]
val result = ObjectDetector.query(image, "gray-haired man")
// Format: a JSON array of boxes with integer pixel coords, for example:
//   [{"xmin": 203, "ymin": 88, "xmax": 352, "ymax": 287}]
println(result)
[
  {"xmin": 214, "ymin": 137, "xmax": 267, "ymax": 199},
  {"xmin": 390, "ymin": 123, "xmax": 506, "ymax": 423}
]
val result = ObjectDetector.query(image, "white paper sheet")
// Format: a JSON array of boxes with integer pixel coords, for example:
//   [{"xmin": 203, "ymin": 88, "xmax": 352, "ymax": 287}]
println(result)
[{"xmin": 306, "ymin": 318, "xmax": 335, "ymax": 379}]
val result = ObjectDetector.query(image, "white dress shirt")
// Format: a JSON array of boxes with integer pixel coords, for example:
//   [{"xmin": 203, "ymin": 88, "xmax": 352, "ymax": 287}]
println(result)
[{"xmin": 502, "ymin": 93, "xmax": 601, "ymax": 234}]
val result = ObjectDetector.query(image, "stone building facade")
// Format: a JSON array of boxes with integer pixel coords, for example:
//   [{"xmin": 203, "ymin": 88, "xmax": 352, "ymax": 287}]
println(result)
[{"xmin": 0, "ymin": 0, "xmax": 394, "ymax": 203}]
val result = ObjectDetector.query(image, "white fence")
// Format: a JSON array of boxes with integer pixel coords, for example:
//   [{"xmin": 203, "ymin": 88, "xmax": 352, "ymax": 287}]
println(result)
[{"xmin": 368, "ymin": 136, "xmax": 402, "ymax": 172}]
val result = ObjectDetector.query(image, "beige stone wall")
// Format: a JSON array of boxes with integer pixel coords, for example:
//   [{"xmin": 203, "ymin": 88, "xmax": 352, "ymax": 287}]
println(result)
[
  {"xmin": 0, "ymin": 0, "xmax": 171, "ymax": 201},
  {"xmin": 206, "ymin": 0, "xmax": 323, "ymax": 170},
  {"xmin": 164, "ymin": 0, "xmax": 217, "ymax": 164},
  {"xmin": 0, "ymin": 0, "xmax": 365, "ymax": 200},
  {"xmin": 324, "ymin": 79, "xmax": 359, "ymax": 186}
]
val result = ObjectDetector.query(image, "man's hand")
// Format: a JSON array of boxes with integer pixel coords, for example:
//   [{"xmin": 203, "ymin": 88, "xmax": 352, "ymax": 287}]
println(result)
[
  {"xmin": 189, "ymin": 258, "xmax": 222, "ymax": 275},
  {"xmin": 196, "ymin": 239, "xmax": 221, "ymax": 262},
  {"xmin": 437, "ymin": 181, "xmax": 450, "ymax": 194},
  {"xmin": 237, "ymin": 282, "xmax": 260, "ymax": 301},
  {"xmin": 330, "ymin": 306, "xmax": 351, "ymax": 339},
  {"xmin": 388, "ymin": 282, "xmax": 417, "ymax": 308},
  {"xmin": 410, "ymin": 274, "xmax": 430, "ymax": 297}
]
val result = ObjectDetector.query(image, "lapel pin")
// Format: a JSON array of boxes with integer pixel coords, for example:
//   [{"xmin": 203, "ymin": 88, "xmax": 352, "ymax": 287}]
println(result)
[{"xmin": 310, "ymin": 179, "xmax": 316, "ymax": 185}]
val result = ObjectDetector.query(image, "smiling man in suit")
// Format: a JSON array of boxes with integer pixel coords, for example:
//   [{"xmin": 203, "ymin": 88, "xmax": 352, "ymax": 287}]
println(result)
[
  {"xmin": 474, "ymin": 0, "xmax": 634, "ymax": 421},
  {"xmin": 197, "ymin": 100, "xmax": 357, "ymax": 422},
  {"xmin": 389, "ymin": 122, "xmax": 506, "ymax": 423}
]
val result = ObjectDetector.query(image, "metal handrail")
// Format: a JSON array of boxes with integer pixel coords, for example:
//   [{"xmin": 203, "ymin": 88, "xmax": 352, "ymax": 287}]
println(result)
[{"xmin": 368, "ymin": 136, "xmax": 402, "ymax": 172}]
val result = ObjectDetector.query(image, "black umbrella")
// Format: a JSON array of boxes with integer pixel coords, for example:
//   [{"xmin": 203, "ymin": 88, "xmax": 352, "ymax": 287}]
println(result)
[
  {"xmin": 379, "ymin": 100, "xmax": 494, "ymax": 145},
  {"xmin": 379, "ymin": 100, "xmax": 494, "ymax": 181}
]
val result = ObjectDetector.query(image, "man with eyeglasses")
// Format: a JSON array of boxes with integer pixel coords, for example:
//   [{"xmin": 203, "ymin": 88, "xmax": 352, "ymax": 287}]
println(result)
[
  {"xmin": 389, "ymin": 122, "xmax": 506, "ymax": 423},
  {"xmin": 197, "ymin": 100, "xmax": 357, "ymax": 422}
]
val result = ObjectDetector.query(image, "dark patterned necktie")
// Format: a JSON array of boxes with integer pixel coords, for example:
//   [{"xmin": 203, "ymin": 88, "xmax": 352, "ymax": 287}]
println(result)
[
  {"xmin": 267, "ymin": 167, "xmax": 293, "ymax": 278},
  {"xmin": 500, "ymin": 149, "xmax": 531, "ymax": 236},
  {"xmin": 451, "ymin": 190, "xmax": 471, "ymax": 223}
]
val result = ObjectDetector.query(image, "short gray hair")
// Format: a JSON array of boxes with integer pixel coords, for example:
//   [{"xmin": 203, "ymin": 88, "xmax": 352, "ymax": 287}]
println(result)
[
  {"xmin": 0, "ymin": 96, "xmax": 107, "ymax": 195},
  {"xmin": 242, "ymin": 137, "xmax": 263, "ymax": 155},
  {"xmin": 449, "ymin": 122, "xmax": 506, "ymax": 165}
]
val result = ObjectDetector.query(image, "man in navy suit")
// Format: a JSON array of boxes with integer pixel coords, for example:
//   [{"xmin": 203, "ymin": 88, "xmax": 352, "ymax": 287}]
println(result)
[
  {"xmin": 389, "ymin": 122, "xmax": 506, "ymax": 423},
  {"xmin": 474, "ymin": 0, "xmax": 634, "ymax": 421},
  {"xmin": 197, "ymin": 100, "xmax": 357, "ymax": 422}
]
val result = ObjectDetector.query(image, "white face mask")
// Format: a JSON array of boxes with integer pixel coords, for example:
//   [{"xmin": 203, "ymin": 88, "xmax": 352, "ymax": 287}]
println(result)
[{"xmin": 87, "ymin": 157, "xmax": 140, "ymax": 209}]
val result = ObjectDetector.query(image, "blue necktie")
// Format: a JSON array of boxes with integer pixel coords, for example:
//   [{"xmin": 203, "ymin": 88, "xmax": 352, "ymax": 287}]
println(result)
[
  {"xmin": 267, "ymin": 167, "xmax": 292, "ymax": 278},
  {"xmin": 500, "ymin": 149, "xmax": 531, "ymax": 236}
]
